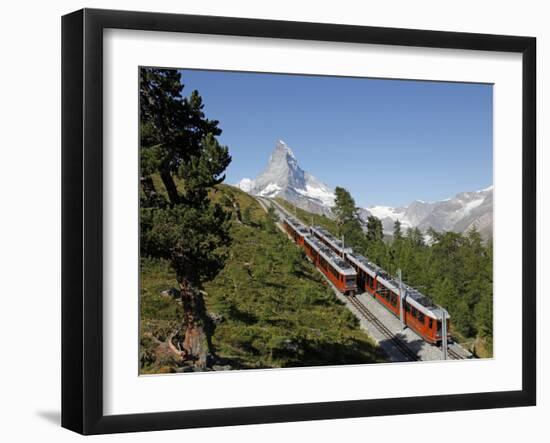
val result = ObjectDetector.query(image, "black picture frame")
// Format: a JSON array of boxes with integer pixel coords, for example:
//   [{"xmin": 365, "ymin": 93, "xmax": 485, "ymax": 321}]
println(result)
[{"xmin": 61, "ymin": 8, "xmax": 536, "ymax": 435}]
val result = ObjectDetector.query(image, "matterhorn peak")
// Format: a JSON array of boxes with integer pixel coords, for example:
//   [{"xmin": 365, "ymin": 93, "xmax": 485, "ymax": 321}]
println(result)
[
  {"xmin": 236, "ymin": 139, "xmax": 336, "ymax": 217},
  {"xmin": 273, "ymin": 139, "xmax": 296, "ymax": 159}
]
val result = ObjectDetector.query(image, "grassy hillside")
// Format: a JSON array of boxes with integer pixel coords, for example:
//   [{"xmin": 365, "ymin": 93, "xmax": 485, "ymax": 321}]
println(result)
[
  {"xmin": 140, "ymin": 185, "xmax": 385, "ymax": 373},
  {"xmin": 275, "ymin": 198, "xmax": 339, "ymax": 232}
]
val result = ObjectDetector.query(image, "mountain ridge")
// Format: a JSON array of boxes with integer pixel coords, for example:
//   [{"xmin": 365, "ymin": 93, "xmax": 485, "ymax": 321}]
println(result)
[
  {"xmin": 237, "ymin": 140, "xmax": 493, "ymax": 238},
  {"xmin": 362, "ymin": 186, "xmax": 493, "ymax": 239},
  {"xmin": 237, "ymin": 140, "xmax": 335, "ymax": 216}
]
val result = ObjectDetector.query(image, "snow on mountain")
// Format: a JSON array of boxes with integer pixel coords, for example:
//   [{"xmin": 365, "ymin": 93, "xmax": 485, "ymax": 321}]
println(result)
[
  {"xmin": 236, "ymin": 178, "xmax": 255, "ymax": 192},
  {"xmin": 236, "ymin": 140, "xmax": 335, "ymax": 216},
  {"xmin": 361, "ymin": 186, "xmax": 493, "ymax": 239},
  {"xmin": 258, "ymin": 183, "xmax": 282, "ymax": 197},
  {"xmin": 235, "ymin": 139, "xmax": 493, "ymax": 238}
]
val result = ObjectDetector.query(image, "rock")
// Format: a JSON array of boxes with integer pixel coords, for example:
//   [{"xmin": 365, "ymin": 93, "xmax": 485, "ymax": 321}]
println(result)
[
  {"xmin": 160, "ymin": 287, "xmax": 180, "ymax": 298},
  {"xmin": 212, "ymin": 364, "xmax": 233, "ymax": 371},
  {"xmin": 209, "ymin": 312, "xmax": 224, "ymax": 325}
]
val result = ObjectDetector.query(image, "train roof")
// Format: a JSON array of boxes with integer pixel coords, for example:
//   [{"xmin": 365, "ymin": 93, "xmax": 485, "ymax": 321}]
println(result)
[
  {"xmin": 413, "ymin": 300, "xmax": 449, "ymax": 320},
  {"xmin": 284, "ymin": 217, "xmax": 310, "ymax": 235},
  {"xmin": 394, "ymin": 284, "xmax": 448, "ymax": 320},
  {"xmin": 311, "ymin": 225, "xmax": 345, "ymax": 252},
  {"xmin": 304, "ymin": 236, "xmax": 356, "ymax": 276},
  {"xmin": 377, "ymin": 272, "xmax": 401, "ymax": 292},
  {"xmin": 346, "ymin": 252, "xmax": 382, "ymax": 277}
]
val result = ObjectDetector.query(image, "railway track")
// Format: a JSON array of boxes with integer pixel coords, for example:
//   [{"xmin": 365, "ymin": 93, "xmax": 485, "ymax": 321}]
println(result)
[
  {"xmin": 447, "ymin": 347, "xmax": 467, "ymax": 360},
  {"xmin": 257, "ymin": 196, "xmax": 472, "ymax": 362},
  {"xmin": 348, "ymin": 294, "xmax": 419, "ymax": 362}
]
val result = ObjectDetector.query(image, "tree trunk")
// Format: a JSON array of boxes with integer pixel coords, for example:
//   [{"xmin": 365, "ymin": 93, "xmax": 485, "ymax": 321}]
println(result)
[
  {"xmin": 160, "ymin": 166, "xmax": 180, "ymax": 206},
  {"xmin": 233, "ymin": 201, "xmax": 242, "ymax": 224},
  {"xmin": 178, "ymin": 278, "xmax": 211, "ymax": 369},
  {"xmin": 140, "ymin": 175, "xmax": 157, "ymax": 202}
]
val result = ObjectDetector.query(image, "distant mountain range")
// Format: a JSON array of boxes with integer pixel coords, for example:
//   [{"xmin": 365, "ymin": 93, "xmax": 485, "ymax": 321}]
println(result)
[
  {"xmin": 236, "ymin": 140, "xmax": 493, "ymax": 238},
  {"xmin": 360, "ymin": 186, "xmax": 493, "ymax": 239}
]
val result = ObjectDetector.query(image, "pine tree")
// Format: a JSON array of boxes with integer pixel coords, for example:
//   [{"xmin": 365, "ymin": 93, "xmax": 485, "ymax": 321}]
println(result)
[
  {"xmin": 333, "ymin": 187, "xmax": 365, "ymax": 250},
  {"xmin": 366, "ymin": 215, "xmax": 384, "ymax": 242},
  {"xmin": 333, "ymin": 186, "xmax": 358, "ymax": 223},
  {"xmin": 393, "ymin": 220, "xmax": 403, "ymax": 240},
  {"xmin": 476, "ymin": 238, "xmax": 493, "ymax": 340},
  {"xmin": 364, "ymin": 215, "xmax": 386, "ymax": 265},
  {"xmin": 140, "ymin": 68, "xmax": 232, "ymax": 368}
]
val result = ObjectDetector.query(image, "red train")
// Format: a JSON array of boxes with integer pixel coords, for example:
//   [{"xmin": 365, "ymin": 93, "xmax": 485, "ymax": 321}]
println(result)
[
  {"xmin": 283, "ymin": 214, "xmax": 450, "ymax": 345},
  {"xmin": 309, "ymin": 225, "xmax": 450, "ymax": 345},
  {"xmin": 283, "ymin": 217, "xmax": 357, "ymax": 295},
  {"xmin": 283, "ymin": 216, "xmax": 310, "ymax": 247}
]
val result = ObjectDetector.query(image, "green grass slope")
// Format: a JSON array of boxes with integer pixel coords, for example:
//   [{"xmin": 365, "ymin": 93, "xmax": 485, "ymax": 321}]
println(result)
[
  {"xmin": 140, "ymin": 185, "xmax": 385, "ymax": 373},
  {"xmin": 276, "ymin": 197, "xmax": 339, "ymax": 233}
]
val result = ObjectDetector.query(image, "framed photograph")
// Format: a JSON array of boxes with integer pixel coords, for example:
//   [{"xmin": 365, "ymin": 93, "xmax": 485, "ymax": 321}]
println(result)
[{"xmin": 62, "ymin": 8, "xmax": 536, "ymax": 435}]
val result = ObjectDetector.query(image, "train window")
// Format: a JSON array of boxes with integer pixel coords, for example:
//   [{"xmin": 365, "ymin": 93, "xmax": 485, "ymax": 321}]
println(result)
[
  {"xmin": 418, "ymin": 312, "xmax": 425, "ymax": 323},
  {"xmin": 412, "ymin": 307, "xmax": 417, "ymax": 318},
  {"xmin": 405, "ymin": 303, "xmax": 410, "ymax": 313},
  {"xmin": 429, "ymin": 319, "xmax": 433, "ymax": 329}
]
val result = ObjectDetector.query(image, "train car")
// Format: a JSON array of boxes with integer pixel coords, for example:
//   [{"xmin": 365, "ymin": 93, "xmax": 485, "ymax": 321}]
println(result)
[
  {"xmin": 282, "ymin": 217, "xmax": 310, "ymax": 246},
  {"xmin": 345, "ymin": 252, "xmax": 380, "ymax": 295},
  {"xmin": 310, "ymin": 226, "xmax": 353, "ymax": 258},
  {"xmin": 376, "ymin": 272, "xmax": 451, "ymax": 344},
  {"xmin": 346, "ymin": 252, "xmax": 450, "ymax": 344},
  {"xmin": 303, "ymin": 235, "xmax": 358, "ymax": 295},
  {"xmin": 402, "ymin": 287, "xmax": 450, "ymax": 345},
  {"xmin": 375, "ymin": 271, "xmax": 405, "ymax": 318},
  {"xmin": 310, "ymin": 225, "xmax": 346, "ymax": 256}
]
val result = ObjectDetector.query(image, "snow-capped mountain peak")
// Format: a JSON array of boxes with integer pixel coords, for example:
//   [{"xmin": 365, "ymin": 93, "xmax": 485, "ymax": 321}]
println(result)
[
  {"xmin": 236, "ymin": 140, "xmax": 335, "ymax": 216},
  {"xmin": 275, "ymin": 139, "xmax": 295, "ymax": 158}
]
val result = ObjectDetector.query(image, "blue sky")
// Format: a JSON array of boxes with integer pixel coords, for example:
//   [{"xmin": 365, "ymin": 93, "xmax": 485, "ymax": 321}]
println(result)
[{"xmin": 178, "ymin": 69, "xmax": 493, "ymax": 208}]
